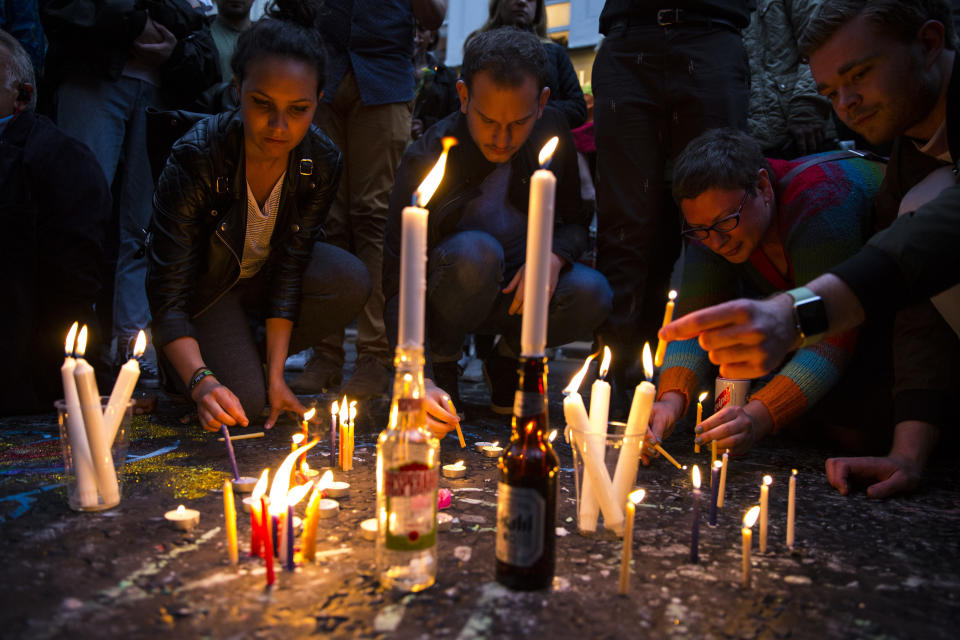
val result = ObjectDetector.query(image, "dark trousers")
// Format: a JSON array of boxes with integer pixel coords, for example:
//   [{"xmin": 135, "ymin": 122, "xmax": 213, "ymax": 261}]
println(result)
[
  {"xmin": 593, "ymin": 24, "xmax": 749, "ymax": 368},
  {"xmin": 163, "ymin": 242, "xmax": 370, "ymax": 418}
]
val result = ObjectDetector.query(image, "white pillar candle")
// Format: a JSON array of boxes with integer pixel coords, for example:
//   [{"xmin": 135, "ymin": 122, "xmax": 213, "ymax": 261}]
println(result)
[
  {"xmin": 564, "ymin": 390, "xmax": 622, "ymax": 534},
  {"xmin": 759, "ymin": 475, "xmax": 772, "ymax": 554},
  {"xmin": 61, "ymin": 323, "xmax": 98, "ymax": 507},
  {"xmin": 612, "ymin": 343, "xmax": 655, "ymax": 507},
  {"xmin": 580, "ymin": 347, "xmax": 612, "ymax": 530},
  {"xmin": 520, "ymin": 137, "xmax": 558, "ymax": 357},
  {"xmin": 398, "ymin": 205, "xmax": 428, "ymax": 348},
  {"xmin": 786, "ymin": 469, "xmax": 797, "ymax": 548},
  {"xmin": 73, "ymin": 326, "xmax": 120, "ymax": 506},
  {"xmin": 104, "ymin": 330, "xmax": 145, "ymax": 444}
]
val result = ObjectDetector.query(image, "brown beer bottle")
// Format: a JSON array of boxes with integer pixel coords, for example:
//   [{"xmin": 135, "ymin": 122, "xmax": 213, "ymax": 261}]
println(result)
[{"xmin": 495, "ymin": 356, "xmax": 559, "ymax": 590}]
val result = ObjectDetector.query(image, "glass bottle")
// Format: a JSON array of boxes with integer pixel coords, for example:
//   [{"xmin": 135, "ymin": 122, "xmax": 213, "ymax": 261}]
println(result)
[
  {"xmin": 376, "ymin": 346, "xmax": 439, "ymax": 592},
  {"xmin": 495, "ymin": 356, "xmax": 559, "ymax": 590}
]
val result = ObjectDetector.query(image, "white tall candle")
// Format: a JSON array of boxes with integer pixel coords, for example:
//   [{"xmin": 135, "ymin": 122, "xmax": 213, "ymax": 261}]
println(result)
[
  {"xmin": 612, "ymin": 381, "xmax": 654, "ymax": 507},
  {"xmin": 580, "ymin": 376, "xmax": 611, "ymax": 532},
  {"xmin": 61, "ymin": 339, "xmax": 99, "ymax": 508},
  {"xmin": 520, "ymin": 137, "xmax": 558, "ymax": 357},
  {"xmin": 73, "ymin": 328, "xmax": 120, "ymax": 506},
  {"xmin": 398, "ymin": 206, "xmax": 428, "ymax": 348},
  {"xmin": 564, "ymin": 390, "xmax": 623, "ymax": 533},
  {"xmin": 759, "ymin": 475, "xmax": 772, "ymax": 554},
  {"xmin": 786, "ymin": 469, "xmax": 797, "ymax": 548},
  {"xmin": 104, "ymin": 330, "xmax": 144, "ymax": 444}
]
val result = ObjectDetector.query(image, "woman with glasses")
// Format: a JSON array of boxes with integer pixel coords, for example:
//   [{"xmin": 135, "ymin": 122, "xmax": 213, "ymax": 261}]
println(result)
[{"xmin": 646, "ymin": 128, "xmax": 884, "ymax": 457}]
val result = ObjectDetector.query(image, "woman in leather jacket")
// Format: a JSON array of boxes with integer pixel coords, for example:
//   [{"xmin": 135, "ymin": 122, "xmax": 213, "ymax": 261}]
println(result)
[{"xmin": 147, "ymin": 0, "xmax": 370, "ymax": 431}]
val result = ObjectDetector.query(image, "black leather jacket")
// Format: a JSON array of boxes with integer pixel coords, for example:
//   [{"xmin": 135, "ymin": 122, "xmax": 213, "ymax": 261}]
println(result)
[{"xmin": 147, "ymin": 110, "xmax": 342, "ymax": 349}]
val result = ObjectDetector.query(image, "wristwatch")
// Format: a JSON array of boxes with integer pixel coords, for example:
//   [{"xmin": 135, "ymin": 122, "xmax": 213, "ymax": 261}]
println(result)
[{"xmin": 785, "ymin": 287, "xmax": 828, "ymax": 349}]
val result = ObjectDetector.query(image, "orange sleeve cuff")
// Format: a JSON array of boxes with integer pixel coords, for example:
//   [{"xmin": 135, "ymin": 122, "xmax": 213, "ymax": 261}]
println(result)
[
  {"xmin": 750, "ymin": 375, "xmax": 808, "ymax": 432},
  {"xmin": 656, "ymin": 366, "xmax": 699, "ymax": 416}
]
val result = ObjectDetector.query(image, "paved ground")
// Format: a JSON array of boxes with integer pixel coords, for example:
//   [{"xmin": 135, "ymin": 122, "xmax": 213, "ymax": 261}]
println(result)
[{"xmin": 1, "ymin": 344, "xmax": 958, "ymax": 639}]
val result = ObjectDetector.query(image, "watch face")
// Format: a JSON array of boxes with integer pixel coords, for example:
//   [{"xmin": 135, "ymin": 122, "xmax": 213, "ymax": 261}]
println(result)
[{"xmin": 796, "ymin": 297, "xmax": 828, "ymax": 337}]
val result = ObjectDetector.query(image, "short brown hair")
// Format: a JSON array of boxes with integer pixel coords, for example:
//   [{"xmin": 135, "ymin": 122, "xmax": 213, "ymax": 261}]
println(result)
[
  {"xmin": 799, "ymin": 0, "xmax": 956, "ymax": 58},
  {"xmin": 672, "ymin": 128, "xmax": 773, "ymax": 203}
]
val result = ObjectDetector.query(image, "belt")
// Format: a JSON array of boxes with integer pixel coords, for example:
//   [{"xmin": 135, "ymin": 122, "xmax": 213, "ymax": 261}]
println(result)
[{"xmin": 607, "ymin": 9, "xmax": 740, "ymax": 32}]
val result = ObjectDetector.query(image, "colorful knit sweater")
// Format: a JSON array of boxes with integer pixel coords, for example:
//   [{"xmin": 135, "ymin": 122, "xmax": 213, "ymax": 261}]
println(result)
[{"xmin": 658, "ymin": 154, "xmax": 884, "ymax": 430}]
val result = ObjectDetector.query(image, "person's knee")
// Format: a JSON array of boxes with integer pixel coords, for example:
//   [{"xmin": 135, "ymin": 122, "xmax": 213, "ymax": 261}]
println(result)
[
  {"xmin": 556, "ymin": 265, "xmax": 613, "ymax": 330},
  {"xmin": 430, "ymin": 231, "xmax": 504, "ymax": 294},
  {"xmin": 303, "ymin": 242, "xmax": 372, "ymax": 313}
]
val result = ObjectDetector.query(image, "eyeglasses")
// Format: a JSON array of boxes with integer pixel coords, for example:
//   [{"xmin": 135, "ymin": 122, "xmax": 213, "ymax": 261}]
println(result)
[{"xmin": 680, "ymin": 191, "xmax": 748, "ymax": 241}]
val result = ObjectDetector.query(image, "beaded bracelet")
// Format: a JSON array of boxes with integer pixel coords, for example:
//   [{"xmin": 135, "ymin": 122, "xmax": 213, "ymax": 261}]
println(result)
[{"xmin": 189, "ymin": 367, "xmax": 215, "ymax": 392}]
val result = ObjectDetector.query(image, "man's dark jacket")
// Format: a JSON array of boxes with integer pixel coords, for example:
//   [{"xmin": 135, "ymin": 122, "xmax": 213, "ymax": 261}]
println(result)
[
  {"xmin": 0, "ymin": 110, "xmax": 110, "ymax": 414},
  {"xmin": 147, "ymin": 110, "xmax": 342, "ymax": 349},
  {"xmin": 382, "ymin": 106, "xmax": 588, "ymax": 341}
]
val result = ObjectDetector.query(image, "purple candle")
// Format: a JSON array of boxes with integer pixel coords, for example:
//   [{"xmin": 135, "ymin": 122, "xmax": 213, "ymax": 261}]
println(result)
[
  {"xmin": 272, "ymin": 514, "xmax": 279, "ymax": 558},
  {"xmin": 221, "ymin": 425, "xmax": 240, "ymax": 481},
  {"xmin": 285, "ymin": 502, "xmax": 295, "ymax": 571},
  {"xmin": 690, "ymin": 465, "xmax": 702, "ymax": 564},
  {"xmin": 709, "ymin": 460, "xmax": 722, "ymax": 527},
  {"xmin": 330, "ymin": 404, "xmax": 338, "ymax": 469}
]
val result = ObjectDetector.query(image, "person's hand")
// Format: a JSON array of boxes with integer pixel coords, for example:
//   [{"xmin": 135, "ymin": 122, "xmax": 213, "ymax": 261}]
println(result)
[
  {"xmin": 424, "ymin": 378, "xmax": 460, "ymax": 438},
  {"xmin": 265, "ymin": 380, "xmax": 307, "ymax": 431},
  {"xmin": 411, "ymin": 118, "xmax": 425, "ymax": 140},
  {"xmin": 639, "ymin": 393, "xmax": 684, "ymax": 465},
  {"xmin": 659, "ymin": 295, "xmax": 797, "ymax": 379},
  {"xmin": 786, "ymin": 122, "xmax": 825, "ymax": 156},
  {"xmin": 825, "ymin": 455, "xmax": 923, "ymax": 499},
  {"xmin": 191, "ymin": 376, "xmax": 248, "ymax": 432},
  {"xmin": 503, "ymin": 253, "xmax": 565, "ymax": 315},
  {"xmin": 133, "ymin": 19, "xmax": 177, "ymax": 67},
  {"xmin": 695, "ymin": 402, "xmax": 771, "ymax": 457}
]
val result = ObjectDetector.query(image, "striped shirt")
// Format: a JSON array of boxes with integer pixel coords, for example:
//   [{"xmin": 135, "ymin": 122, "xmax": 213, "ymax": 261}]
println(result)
[{"xmin": 240, "ymin": 172, "xmax": 285, "ymax": 279}]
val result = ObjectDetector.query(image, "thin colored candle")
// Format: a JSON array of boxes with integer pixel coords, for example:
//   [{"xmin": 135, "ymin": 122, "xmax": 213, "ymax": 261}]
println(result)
[
  {"xmin": 338, "ymin": 398, "xmax": 348, "ymax": 470},
  {"xmin": 786, "ymin": 469, "xmax": 797, "ymax": 549},
  {"xmin": 717, "ymin": 452, "xmax": 729, "ymax": 508},
  {"xmin": 223, "ymin": 479, "xmax": 238, "ymax": 565},
  {"xmin": 330, "ymin": 400, "xmax": 338, "ymax": 469},
  {"xmin": 300, "ymin": 408, "xmax": 316, "ymax": 473},
  {"xmin": 711, "ymin": 439, "xmax": 718, "ymax": 470},
  {"xmin": 261, "ymin": 495, "xmax": 275, "ymax": 586},
  {"xmin": 221, "ymin": 425, "xmax": 240, "ymax": 481},
  {"xmin": 285, "ymin": 504, "xmax": 294, "ymax": 570},
  {"xmin": 742, "ymin": 505, "xmax": 760, "ymax": 588},
  {"xmin": 689, "ymin": 465, "xmax": 702, "ymax": 563},
  {"xmin": 301, "ymin": 470, "xmax": 333, "ymax": 562},
  {"xmin": 346, "ymin": 400, "xmax": 357, "ymax": 471},
  {"xmin": 759, "ymin": 475, "xmax": 772, "ymax": 553},
  {"xmin": 249, "ymin": 470, "xmax": 268, "ymax": 557},
  {"xmin": 272, "ymin": 514, "xmax": 280, "ymax": 558},
  {"xmin": 653, "ymin": 290, "xmax": 677, "ymax": 368},
  {"xmin": 60, "ymin": 322, "xmax": 98, "ymax": 507},
  {"xmin": 708, "ymin": 460, "xmax": 722, "ymax": 527},
  {"xmin": 618, "ymin": 489, "xmax": 645, "ymax": 595},
  {"xmin": 694, "ymin": 391, "xmax": 707, "ymax": 453}
]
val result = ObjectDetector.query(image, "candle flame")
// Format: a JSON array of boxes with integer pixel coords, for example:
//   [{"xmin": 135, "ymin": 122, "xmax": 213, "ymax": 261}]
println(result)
[
  {"xmin": 698, "ymin": 391, "xmax": 709, "ymax": 404},
  {"xmin": 548, "ymin": 429, "xmax": 558, "ymax": 443},
  {"xmin": 269, "ymin": 439, "xmax": 319, "ymax": 515},
  {"xmin": 642, "ymin": 342, "xmax": 653, "ymax": 381},
  {"xmin": 599, "ymin": 346, "xmax": 612, "ymax": 379},
  {"xmin": 317, "ymin": 470, "xmax": 334, "ymax": 492},
  {"xmin": 564, "ymin": 352, "xmax": 596, "ymax": 394},
  {"xmin": 76, "ymin": 325, "xmax": 88, "ymax": 357},
  {"xmin": 714, "ymin": 460, "xmax": 723, "ymax": 469},
  {"xmin": 792, "ymin": 468, "xmax": 798, "ymax": 476},
  {"xmin": 64, "ymin": 322, "xmax": 79, "ymax": 356},
  {"xmin": 743, "ymin": 505, "xmax": 761, "ymax": 528},
  {"xmin": 132, "ymin": 330, "xmax": 146, "ymax": 358},
  {"xmin": 538, "ymin": 136, "xmax": 559, "ymax": 168},
  {"xmin": 491, "ymin": 441, "xmax": 500, "ymax": 448},
  {"xmin": 692, "ymin": 465, "xmax": 701, "ymax": 489},
  {"xmin": 348, "ymin": 400, "xmax": 357, "ymax": 422},
  {"xmin": 628, "ymin": 488, "xmax": 646, "ymax": 505},
  {"xmin": 331, "ymin": 401, "xmax": 338, "ymax": 416},
  {"xmin": 668, "ymin": 289, "xmax": 678, "ymax": 301},
  {"xmin": 763, "ymin": 475, "xmax": 773, "ymax": 486},
  {"xmin": 286, "ymin": 483, "xmax": 311, "ymax": 508},
  {"xmin": 252, "ymin": 469, "xmax": 269, "ymax": 500},
  {"xmin": 176, "ymin": 505, "xmax": 186, "ymax": 514},
  {"xmin": 292, "ymin": 433, "xmax": 305, "ymax": 445},
  {"xmin": 303, "ymin": 407, "xmax": 316, "ymax": 422},
  {"xmin": 339, "ymin": 396, "xmax": 349, "ymax": 424},
  {"xmin": 450, "ymin": 460, "xmax": 465, "ymax": 470},
  {"xmin": 416, "ymin": 137, "xmax": 457, "ymax": 207}
]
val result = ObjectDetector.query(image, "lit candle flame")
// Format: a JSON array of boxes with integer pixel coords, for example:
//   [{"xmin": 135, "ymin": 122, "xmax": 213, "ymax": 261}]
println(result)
[
  {"xmin": 763, "ymin": 475, "xmax": 773, "ymax": 486},
  {"xmin": 599, "ymin": 346, "xmax": 612, "ymax": 379},
  {"xmin": 317, "ymin": 470, "xmax": 334, "ymax": 492},
  {"xmin": 714, "ymin": 460, "xmax": 723, "ymax": 470},
  {"xmin": 491, "ymin": 441, "xmax": 500, "ymax": 448},
  {"xmin": 792, "ymin": 469, "xmax": 797, "ymax": 476},
  {"xmin": 76, "ymin": 325, "xmax": 88, "ymax": 357},
  {"xmin": 538, "ymin": 136, "xmax": 559, "ymax": 168},
  {"xmin": 668, "ymin": 289, "xmax": 677, "ymax": 302},
  {"xmin": 176, "ymin": 505, "xmax": 186, "ymax": 514},
  {"xmin": 642, "ymin": 342, "xmax": 653, "ymax": 381},
  {"xmin": 348, "ymin": 400, "xmax": 357, "ymax": 423},
  {"xmin": 629, "ymin": 488, "xmax": 646, "ymax": 505},
  {"xmin": 548, "ymin": 429, "xmax": 558, "ymax": 443},
  {"xmin": 692, "ymin": 464, "xmax": 701, "ymax": 489},
  {"xmin": 64, "ymin": 322, "xmax": 79, "ymax": 356},
  {"xmin": 286, "ymin": 483, "xmax": 311, "ymax": 508},
  {"xmin": 339, "ymin": 396, "xmax": 349, "ymax": 424},
  {"xmin": 563, "ymin": 352, "xmax": 596, "ymax": 394},
  {"xmin": 292, "ymin": 433, "xmax": 305, "ymax": 446},
  {"xmin": 698, "ymin": 391, "xmax": 709, "ymax": 404},
  {"xmin": 449, "ymin": 460, "xmax": 465, "ymax": 470},
  {"xmin": 132, "ymin": 330, "xmax": 146, "ymax": 358},
  {"xmin": 331, "ymin": 400, "xmax": 338, "ymax": 417},
  {"xmin": 415, "ymin": 136, "xmax": 457, "ymax": 207},
  {"xmin": 743, "ymin": 505, "xmax": 761, "ymax": 528},
  {"xmin": 269, "ymin": 439, "xmax": 319, "ymax": 515},
  {"xmin": 303, "ymin": 407, "xmax": 316, "ymax": 422},
  {"xmin": 251, "ymin": 469, "xmax": 269, "ymax": 501}
]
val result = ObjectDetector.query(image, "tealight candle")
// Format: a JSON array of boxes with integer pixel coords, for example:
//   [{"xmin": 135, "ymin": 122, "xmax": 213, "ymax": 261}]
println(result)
[
  {"xmin": 442, "ymin": 460, "xmax": 467, "ymax": 478},
  {"xmin": 482, "ymin": 442, "xmax": 503, "ymax": 458},
  {"xmin": 165, "ymin": 504, "xmax": 200, "ymax": 531},
  {"xmin": 316, "ymin": 498, "xmax": 339, "ymax": 519},
  {"xmin": 232, "ymin": 476, "xmax": 259, "ymax": 493},
  {"xmin": 325, "ymin": 480, "xmax": 350, "ymax": 498},
  {"xmin": 360, "ymin": 517, "xmax": 378, "ymax": 540},
  {"xmin": 474, "ymin": 441, "xmax": 495, "ymax": 452},
  {"xmin": 437, "ymin": 511, "xmax": 454, "ymax": 532}
]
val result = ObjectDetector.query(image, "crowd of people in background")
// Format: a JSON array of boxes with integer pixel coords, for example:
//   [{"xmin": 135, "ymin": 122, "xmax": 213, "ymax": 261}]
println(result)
[{"xmin": 0, "ymin": 0, "xmax": 957, "ymax": 501}]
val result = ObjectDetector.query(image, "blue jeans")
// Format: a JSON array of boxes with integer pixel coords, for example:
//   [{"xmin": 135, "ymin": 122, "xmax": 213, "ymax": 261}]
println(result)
[
  {"xmin": 56, "ymin": 74, "xmax": 161, "ymax": 339},
  {"xmin": 425, "ymin": 231, "xmax": 613, "ymax": 361}
]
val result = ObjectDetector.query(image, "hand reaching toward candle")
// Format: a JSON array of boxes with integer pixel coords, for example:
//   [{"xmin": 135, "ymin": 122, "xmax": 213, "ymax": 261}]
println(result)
[
  {"xmin": 264, "ymin": 380, "xmax": 307, "ymax": 431},
  {"xmin": 694, "ymin": 401, "xmax": 773, "ymax": 457},
  {"xmin": 424, "ymin": 379, "xmax": 461, "ymax": 438},
  {"xmin": 641, "ymin": 393, "xmax": 685, "ymax": 465},
  {"xmin": 503, "ymin": 253, "xmax": 565, "ymax": 315},
  {"xmin": 192, "ymin": 376, "xmax": 248, "ymax": 432}
]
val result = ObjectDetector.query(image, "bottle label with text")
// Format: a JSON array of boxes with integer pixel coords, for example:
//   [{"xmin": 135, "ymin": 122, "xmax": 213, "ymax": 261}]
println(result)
[
  {"xmin": 496, "ymin": 483, "xmax": 545, "ymax": 567},
  {"xmin": 385, "ymin": 464, "xmax": 437, "ymax": 552}
]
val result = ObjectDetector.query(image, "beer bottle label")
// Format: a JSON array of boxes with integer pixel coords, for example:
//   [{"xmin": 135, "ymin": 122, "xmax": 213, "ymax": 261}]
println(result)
[
  {"xmin": 513, "ymin": 391, "xmax": 546, "ymax": 418},
  {"xmin": 384, "ymin": 464, "xmax": 438, "ymax": 552},
  {"xmin": 496, "ymin": 482, "xmax": 545, "ymax": 567}
]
